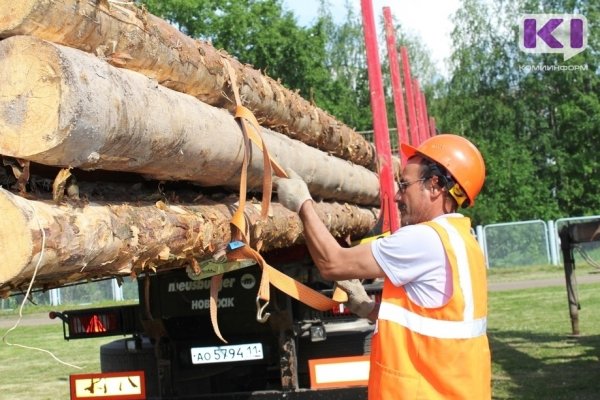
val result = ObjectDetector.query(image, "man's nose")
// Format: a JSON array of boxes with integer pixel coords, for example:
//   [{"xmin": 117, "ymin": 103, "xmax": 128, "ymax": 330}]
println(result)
[{"xmin": 394, "ymin": 190, "xmax": 402, "ymax": 202}]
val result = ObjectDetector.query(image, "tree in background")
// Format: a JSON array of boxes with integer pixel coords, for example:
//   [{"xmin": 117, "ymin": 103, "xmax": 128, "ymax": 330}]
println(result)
[
  {"xmin": 516, "ymin": 0, "xmax": 600, "ymax": 218},
  {"xmin": 431, "ymin": 0, "xmax": 600, "ymax": 225},
  {"xmin": 140, "ymin": 0, "xmax": 600, "ymax": 228},
  {"xmin": 311, "ymin": 1, "xmax": 372, "ymax": 130},
  {"xmin": 139, "ymin": 0, "xmax": 331, "ymax": 105},
  {"xmin": 138, "ymin": 0, "xmax": 435, "ymax": 134},
  {"xmin": 432, "ymin": 0, "xmax": 546, "ymax": 224}
]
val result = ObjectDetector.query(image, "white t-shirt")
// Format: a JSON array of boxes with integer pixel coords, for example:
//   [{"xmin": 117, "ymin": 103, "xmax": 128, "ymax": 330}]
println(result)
[{"xmin": 371, "ymin": 214, "xmax": 463, "ymax": 308}]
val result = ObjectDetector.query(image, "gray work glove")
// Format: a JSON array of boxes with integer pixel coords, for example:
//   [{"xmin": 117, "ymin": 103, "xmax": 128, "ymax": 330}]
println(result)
[
  {"xmin": 335, "ymin": 279, "xmax": 376, "ymax": 319},
  {"xmin": 274, "ymin": 169, "xmax": 313, "ymax": 213}
]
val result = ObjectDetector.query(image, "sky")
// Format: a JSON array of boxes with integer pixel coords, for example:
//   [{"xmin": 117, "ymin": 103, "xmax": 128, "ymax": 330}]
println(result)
[{"xmin": 281, "ymin": 0, "xmax": 460, "ymax": 76}]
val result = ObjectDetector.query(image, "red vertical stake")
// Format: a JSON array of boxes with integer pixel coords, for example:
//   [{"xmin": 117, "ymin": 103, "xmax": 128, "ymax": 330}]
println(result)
[
  {"xmin": 429, "ymin": 117, "xmax": 437, "ymax": 137},
  {"xmin": 412, "ymin": 79, "xmax": 425, "ymax": 145},
  {"xmin": 412, "ymin": 78, "xmax": 423, "ymax": 146},
  {"xmin": 360, "ymin": 0, "xmax": 399, "ymax": 233},
  {"xmin": 420, "ymin": 90, "xmax": 431, "ymax": 139},
  {"xmin": 382, "ymin": 7, "xmax": 408, "ymax": 165},
  {"xmin": 401, "ymin": 47, "xmax": 419, "ymax": 147}
]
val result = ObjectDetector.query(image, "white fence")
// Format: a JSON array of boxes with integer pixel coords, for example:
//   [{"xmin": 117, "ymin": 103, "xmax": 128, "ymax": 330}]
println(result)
[
  {"xmin": 478, "ymin": 215, "xmax": 600, "ymax": 268},
  {"xmin": 1, "ymin": 277, "xmax": 138, "ymax": 309}
]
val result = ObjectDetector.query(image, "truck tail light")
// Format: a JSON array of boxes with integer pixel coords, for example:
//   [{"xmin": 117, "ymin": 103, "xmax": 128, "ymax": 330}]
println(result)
[
  {"xmin": 70, "ymin": 313, "xmax": 117, "ymax": 335},
  {"xmin": 50, "ymin": 305, "xmax": 140, "ymax": 340}
]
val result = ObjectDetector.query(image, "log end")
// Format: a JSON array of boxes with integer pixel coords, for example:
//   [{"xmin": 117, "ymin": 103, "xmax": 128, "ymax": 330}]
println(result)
[
  {"xmin": 0, "ymin": 189, "xmax": 33, "ymax": 286},
  {"xmin": 0, "ymin": 1, "xmax": 39, "ymax": 35},
  {"xmin": 0, "ymin": 35, "xmax": 63, "ymax": 157}
]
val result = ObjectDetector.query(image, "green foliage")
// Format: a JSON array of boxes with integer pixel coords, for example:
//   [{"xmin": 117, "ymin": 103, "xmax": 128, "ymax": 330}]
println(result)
[
  {"xmin": 431, "ymin": 0, "xmax": 600, "ymax": 225},
  {"xmin": 2, "ymin": 280, "xmax": 139, "ymax": 310},
  {"xmin": 139, "ymin": 0, "xmax": 330, "ymax": 101},
  {"xmin": 311, "ymin": 2, "xmax": 372, "ymax": 130},
  {"xmin": 138, "ymin": 0, "xmax": 435, "ymax": 134}
]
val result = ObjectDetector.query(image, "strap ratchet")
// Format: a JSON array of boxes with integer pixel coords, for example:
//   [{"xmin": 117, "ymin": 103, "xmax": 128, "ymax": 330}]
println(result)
[{"xmin": 186, "ymin": 241, "xmax": 257, "ymax": 281}]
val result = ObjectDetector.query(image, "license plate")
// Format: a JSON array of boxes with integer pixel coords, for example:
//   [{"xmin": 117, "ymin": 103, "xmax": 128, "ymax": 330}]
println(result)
[{"xmin": 191, "ymin": 343, "xmax": 264, "ymax": 365}]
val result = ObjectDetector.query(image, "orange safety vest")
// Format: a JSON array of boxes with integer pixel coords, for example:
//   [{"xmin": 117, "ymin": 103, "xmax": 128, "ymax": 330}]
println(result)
[{"xmin": 369, "ymin": 217, "xmax": 491, "ymax": 400}]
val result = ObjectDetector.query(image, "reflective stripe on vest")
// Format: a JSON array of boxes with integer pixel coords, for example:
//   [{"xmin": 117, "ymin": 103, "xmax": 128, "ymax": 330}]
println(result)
[
  {"xmin": 377, "ymin": 217, "xmax": 487, "ymax": 339},
  {"xmin": 435, "ymin": 218, "xmax": 475, "ymax": 321},
  {"xmin": 378, "ymin": 301, "xmax": 487, "ymax": 339}
]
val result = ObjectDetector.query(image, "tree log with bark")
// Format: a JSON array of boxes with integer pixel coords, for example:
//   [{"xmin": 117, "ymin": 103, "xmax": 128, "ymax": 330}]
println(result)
[
  {"xmin": 0, "ymin": 35, "xmax": 380, "ymax": 206},
  {"xmin": 0, "ymin": 0, "xmax": 376, "ymax": 168},
  {"xmin": 0, "ymin": 188, "xmax": 377, "ymax": 296}
]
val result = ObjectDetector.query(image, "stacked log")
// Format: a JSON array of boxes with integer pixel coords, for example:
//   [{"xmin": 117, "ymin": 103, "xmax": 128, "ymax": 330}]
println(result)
[
  {"xmin": 0, "ymin": 0, "xmax": 375, "ymax": 168},
  {"xmin": 0, "ymin": 188, "xmax": 377, "ymax": 297},
  {"xmin": 0, "ymin": 35, "xmax": 380, "ymax": 206},
  {"xmin": 0, "ymin": 1, "xmax": 383, "ymax": 295}
]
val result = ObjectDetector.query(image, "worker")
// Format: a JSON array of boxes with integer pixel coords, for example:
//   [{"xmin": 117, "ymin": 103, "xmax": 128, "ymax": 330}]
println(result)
[{"xmin": 274, "ymin": 134, "xmax": 491, "ymax": 399}]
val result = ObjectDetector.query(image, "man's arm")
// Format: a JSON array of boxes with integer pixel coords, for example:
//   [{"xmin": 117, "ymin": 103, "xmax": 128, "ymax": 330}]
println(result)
[
  {"xmin": 298, "ymin": 200, "xmax": 385, "ymax": 281},
  {"xmin": 274, "ymin": 170, "xmax": 383, "ymax": 319}
]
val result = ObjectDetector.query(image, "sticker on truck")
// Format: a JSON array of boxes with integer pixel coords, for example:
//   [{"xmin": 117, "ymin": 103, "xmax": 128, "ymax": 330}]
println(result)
[{"xmin": 70, "ymin": 371, "xmax": 145, "ymax": 399}]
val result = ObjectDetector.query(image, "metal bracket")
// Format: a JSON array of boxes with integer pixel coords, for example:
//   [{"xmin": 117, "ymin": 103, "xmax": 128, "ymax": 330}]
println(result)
[{"xmin": 186, "ymin": 240, "xmax": 257, "ymax": 281}]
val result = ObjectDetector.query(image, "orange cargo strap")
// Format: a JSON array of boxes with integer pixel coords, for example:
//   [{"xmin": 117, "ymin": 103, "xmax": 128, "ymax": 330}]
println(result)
[{"xmin": 208, "ymin": 59, "xmax": 346, "ymax": 343}]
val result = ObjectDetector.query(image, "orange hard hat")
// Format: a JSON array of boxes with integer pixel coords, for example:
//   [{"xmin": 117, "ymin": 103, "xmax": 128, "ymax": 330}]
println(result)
[{"xmin": 400, "ymin": 134, "xmax": 486, "ymax": 207}]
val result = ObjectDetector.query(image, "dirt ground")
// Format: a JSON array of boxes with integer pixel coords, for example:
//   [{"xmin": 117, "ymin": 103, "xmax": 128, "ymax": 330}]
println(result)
[
  {"xmin": 0, "ymin": 312, "xmax": 62, "ymax": 329},
  {"xmin": 488, "ymin": 272, "xmax": 600, "ymax": 291}
]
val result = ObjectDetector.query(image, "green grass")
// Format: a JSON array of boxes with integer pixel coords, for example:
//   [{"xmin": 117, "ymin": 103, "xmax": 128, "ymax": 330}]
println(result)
[
  {"xmin": 486, "ymin": 263, "xmax": 600, "ymax": 399},
  {"xmin": 1, "ymin": 268, "xmax": 600, "ymax": 399},
  {"xmin": 489, "ymin": 283, "xmax": 600, "ymax": 399},
  {"xmin": 0, "ymin": 323, "xmax": 114, "ymax": 399}
]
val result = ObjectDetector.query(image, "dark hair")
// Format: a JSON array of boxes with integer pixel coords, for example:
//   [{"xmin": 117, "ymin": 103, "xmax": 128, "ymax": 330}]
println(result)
[
  {"xmin": 418, "ymin": 158, "xmax": 471, "ymax": 208},
  {"xmin": 419, "ymin": 159, "xmax": 455, "ymax": 191}
]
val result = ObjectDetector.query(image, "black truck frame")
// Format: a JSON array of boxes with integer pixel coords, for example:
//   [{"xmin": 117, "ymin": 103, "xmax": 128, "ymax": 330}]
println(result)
[
  {"xmin": 559, "ymin": 219, "xmax": 600, "ymax": 336},
  {"xmin": 51, "ymin": 252, "xmax": 380, "ymax": 399}
]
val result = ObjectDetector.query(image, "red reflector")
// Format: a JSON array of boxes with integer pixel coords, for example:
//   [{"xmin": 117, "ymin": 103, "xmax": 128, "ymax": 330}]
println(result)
[{"xmin": 86, "ymin": 315, "xmax": 107, "ymax": 333}]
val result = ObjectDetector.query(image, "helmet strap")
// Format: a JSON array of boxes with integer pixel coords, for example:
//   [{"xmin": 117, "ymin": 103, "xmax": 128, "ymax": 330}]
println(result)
[
  {"xmin": 423, "ymin": 160, "xmax": 469, "ymax": 207},
  {"xmin": 449, "ymin": 184, "xmax": 469, "ymax": 208}
]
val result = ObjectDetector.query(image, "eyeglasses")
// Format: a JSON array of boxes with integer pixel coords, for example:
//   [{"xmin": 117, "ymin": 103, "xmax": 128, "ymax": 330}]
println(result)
[{"xmin": 397, "ymin": 178, "xmax": 427, "ymax": 194}]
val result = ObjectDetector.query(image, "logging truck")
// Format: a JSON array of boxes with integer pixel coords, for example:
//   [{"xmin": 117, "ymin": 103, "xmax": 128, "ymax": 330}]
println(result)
[
  {"xmin": 0, "ymin": 1, "xmax": 412, "ymax": 399},
  {"xmin": 47, "ymin": 266, "xmax": 381, "ymax": 399}
]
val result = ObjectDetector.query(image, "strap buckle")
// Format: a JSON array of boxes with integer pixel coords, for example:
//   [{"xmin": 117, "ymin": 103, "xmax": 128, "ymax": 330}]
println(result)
[{"xmin": 255, "ymin": 297, "xmax": 270, "ymax": 323}]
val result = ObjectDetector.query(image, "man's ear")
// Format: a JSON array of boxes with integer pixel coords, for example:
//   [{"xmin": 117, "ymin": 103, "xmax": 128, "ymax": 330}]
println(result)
[{"xmin": 428, "ymin": 176, "xmax": 444, "ymax": 197}]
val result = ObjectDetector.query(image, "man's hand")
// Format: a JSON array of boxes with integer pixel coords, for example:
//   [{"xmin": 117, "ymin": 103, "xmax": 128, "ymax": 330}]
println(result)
[
  {"xmin": 335, "ymin": 279, "xmax": 376, "ymax": 320},
  {"xmin": 274, "ymin": 169, "xmax": 312, "ymax": 213}
]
